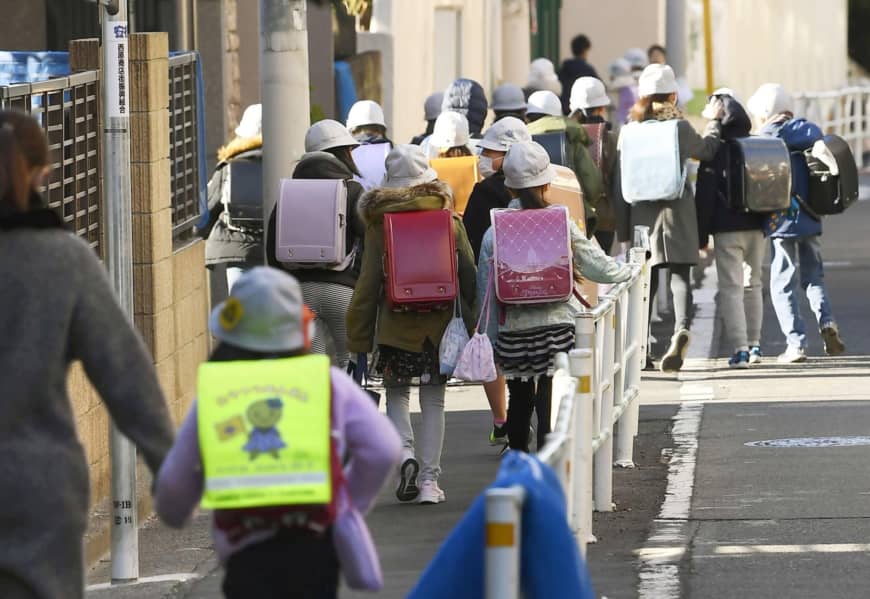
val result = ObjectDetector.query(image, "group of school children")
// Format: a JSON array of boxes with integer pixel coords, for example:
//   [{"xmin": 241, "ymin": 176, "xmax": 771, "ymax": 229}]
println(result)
[{"xmin": 172, "ymin": 48, "xmax": 856, "ymax": 595}]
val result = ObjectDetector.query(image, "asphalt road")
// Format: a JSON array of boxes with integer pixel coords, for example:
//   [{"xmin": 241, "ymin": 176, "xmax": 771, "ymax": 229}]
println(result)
[{"xmin": 670, "ymin": 185, "xmax": 870, "ymax": 598}]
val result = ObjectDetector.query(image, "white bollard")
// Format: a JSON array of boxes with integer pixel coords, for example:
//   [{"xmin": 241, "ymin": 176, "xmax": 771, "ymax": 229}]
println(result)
[
  {"xmin": 594, "ymin": 305, "xmax": 616, "ymax": 512},
  {"xmin": 614, "ymin": 291, "xmax": 635, "ymax": 468},
  {"xmin": 485, "ymin": 486, "xmax": 526, "ymax": 599},
  {"xmin": 569, "ymin": 347, "xmax": 595, "ymax": 555}
]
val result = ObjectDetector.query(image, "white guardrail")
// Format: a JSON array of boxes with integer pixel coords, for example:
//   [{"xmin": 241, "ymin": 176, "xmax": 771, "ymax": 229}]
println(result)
[
  {"xmin": 794, "ymin": 83, "xmax": 870, "ymax": 169},
  {"xmin": 484, "ymin": 243, "xmax": 652, "ymax": 599}
]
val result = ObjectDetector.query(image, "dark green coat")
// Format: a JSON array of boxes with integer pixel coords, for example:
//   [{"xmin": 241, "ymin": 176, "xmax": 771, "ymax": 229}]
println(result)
[{"xmin": 346, "ymin": 180, "xmax": 477, "ymax": 354}]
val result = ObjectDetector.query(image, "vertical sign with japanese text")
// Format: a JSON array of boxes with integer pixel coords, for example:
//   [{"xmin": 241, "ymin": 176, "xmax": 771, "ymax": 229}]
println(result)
[{"xmin": 105, "ymin": 22, "xmax": 129, "ymax": 119}]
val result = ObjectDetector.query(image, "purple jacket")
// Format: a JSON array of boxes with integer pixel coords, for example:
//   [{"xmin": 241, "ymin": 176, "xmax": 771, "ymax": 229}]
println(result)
[{"xmin": 155, "ymin": 367, "xmax": 401, "ymax": 589}]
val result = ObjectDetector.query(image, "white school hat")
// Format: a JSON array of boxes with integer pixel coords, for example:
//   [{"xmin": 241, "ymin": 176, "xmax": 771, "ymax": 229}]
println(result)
[
  {"xmin": 210, "ymin": 267, "xmax": 308, "ymax": 353},
  {"xmin": 503, "ymin": 140, "xmax": 556, "ymax": 189},
  {"xmin": 526, "ymin": 90, "xmax": 563, "ymax": 117},
  {"xmin": 382, "ymin": 144, "xmax": 439, "ymax": 188},
  {"xmin": 305, "ymin": 119, "xmax": 360, "ymax": 152},
  {"xmin": 570, "ymin": 77, "xmax": 611, "ymax": 112},
  {"xmin": 235, "ymin": 104, "xmax": 262, "ymax": 138},
  {"xmin": 346, "ymin": 100, "xmax": 387, "ymax": 131},
  {"xmin": 430, "ymin": 111, "xmax": 470, "ymax": 150},
  {"xmin": 747, "ymin": 83, "xmax": 794, "ymax": 121},
  {"xmin": 477, "ymin": 116, "xmax": 531, "ymax": 153},
  {"xmin": 637, "ymin": 64, "xmax": 678, "ymax": 97}
]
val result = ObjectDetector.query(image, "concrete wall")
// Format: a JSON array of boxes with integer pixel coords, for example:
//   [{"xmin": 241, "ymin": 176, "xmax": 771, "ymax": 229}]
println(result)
[
  {"xmin": 363, "ymin": 0, "xmax": 523, "ymax": 145},
  {"xmin": 685, "ymin": 0, "xmax": 849, "ymax": 105},
  {"xmin": 1, "ymin": 1, "xmax": 47, "ymax": 50},
  {"xmin": 560, "ymin": 0, "xmax": 666, "ymax": 80}
]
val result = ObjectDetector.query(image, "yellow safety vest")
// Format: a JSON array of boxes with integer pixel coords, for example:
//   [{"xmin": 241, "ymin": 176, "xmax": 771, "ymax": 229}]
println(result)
[{"xmin": 197, "ymin": 354, "xmax": 332, "ymax": 510}]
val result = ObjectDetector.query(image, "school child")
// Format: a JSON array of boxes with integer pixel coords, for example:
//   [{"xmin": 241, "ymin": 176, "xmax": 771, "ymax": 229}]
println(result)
[
  {"xmin": 614, "ymin": 64, "xmax": 721, "ymax": 372},
  {"xmin": 411, "ymin": 92, "xmax": 444, "ymax": 145},
  {"xmin": 346, "ymin": 100, "xmax": 393, "ymax": 146},
  {"xmin": 609, "ymin": 57, "xmax": 637, "ymax": 126},
  {"xmin": 525, "ymin": 57, "xmax": 563, "ymax": 99},
  {"xmin": 477, "ymin": 141, "xmax": 633, "ymax": 452},
  {"xmin": 491, "ymin": 83, "xmax": 528, "ymax": 122},
  {"xmin": 526, "ymin": 90, "xmax": 604, "ymax": 235},
  {"xmin": 155, "ymin": 267, "xmax": 401, "ymax": 599},
  {"xmin": 427, "ymin": 111, "xmax": 474, "ymax": 159},
  {"xmin": 264, "ymin": 143, "xmax": 366, "ymax": 369},
  {"xmin": 461, "ymin": 118, "xmax": 531, "ymax": 445},
  {"xmin": 347, "ymin": 144, "xmax": 477, "ymax": 503},
  {"xmin": 747, "ymin": 83, "xmax": 846, "ymax": 362},
  {"xmin": 442, "ymin": 78, "xmax": 489, "ymax": 139},
  {"xmin": 570, "ymin": 77, "xmax": 619, "ymax": 253},
  {"xmin": 694, "ymin": 90, "xmax": 766, "ymax": 368}
]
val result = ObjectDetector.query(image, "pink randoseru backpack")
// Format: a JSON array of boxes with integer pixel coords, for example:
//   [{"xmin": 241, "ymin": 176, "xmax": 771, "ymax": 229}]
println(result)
[{"xmin": 491, "ymin": 205, "xmax": 573, "ymax": 304}]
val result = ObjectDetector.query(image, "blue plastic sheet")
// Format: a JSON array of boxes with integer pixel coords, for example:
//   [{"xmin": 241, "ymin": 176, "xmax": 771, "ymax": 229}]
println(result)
[
  {"xmin": 334, "ymin": 60, "xmax": 357, "ymax": 125},
  {"xmin": 0, "ymin": 51, "xmax": 70, "ymax": 85}
]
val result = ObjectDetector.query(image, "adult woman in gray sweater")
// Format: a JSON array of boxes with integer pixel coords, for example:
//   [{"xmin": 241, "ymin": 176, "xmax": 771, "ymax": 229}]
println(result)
[{"xmin": 0, "ymin": 110, "xmax": 175, "ymax": 598}]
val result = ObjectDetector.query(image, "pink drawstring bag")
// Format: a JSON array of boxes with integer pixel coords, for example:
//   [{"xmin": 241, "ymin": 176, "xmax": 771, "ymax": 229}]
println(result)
[{"xmin": 454, "ymin": 270, "xmax": 498, "ymax": 383}]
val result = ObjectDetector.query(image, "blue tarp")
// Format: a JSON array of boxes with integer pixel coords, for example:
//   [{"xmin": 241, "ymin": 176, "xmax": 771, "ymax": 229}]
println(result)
[
  {"xmin": 0, "ymin": 51, "xmax": 70, "ymax": 85},
  {"xmin": 334, "ymin": 60, "xmax": 357, "ymax": 124}
]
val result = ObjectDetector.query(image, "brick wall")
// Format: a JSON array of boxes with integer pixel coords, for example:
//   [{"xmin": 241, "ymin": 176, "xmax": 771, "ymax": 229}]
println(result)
[{"xmin": 69, "ymin": 35, "xmax": 210, "ymax": 542}]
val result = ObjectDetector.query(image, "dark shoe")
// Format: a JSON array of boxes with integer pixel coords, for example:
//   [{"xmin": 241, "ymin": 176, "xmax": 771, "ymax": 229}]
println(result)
[
  {"xmin": 489, "ymin": 423, "xmax": 509, "ymax": 446},
  {"xmin": 660, "ymin": 329, "xmax": 690, "ymax": 373},
  {"xmin": 396, "ymin": 458, "xmax": 420, "ymax": 502},
  {"xmin": 820, "ymin": 324, "xmax": 845, "ymax": 356}
]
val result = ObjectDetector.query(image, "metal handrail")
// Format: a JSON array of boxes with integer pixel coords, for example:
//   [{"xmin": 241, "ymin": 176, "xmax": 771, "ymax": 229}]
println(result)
[
  {"xmin": 794, "ymin": 84, "xmax": 870, "ymax": 168},
  {"xmin": 484, "ymin": 241, "xmax": 652, "ymax": 599}
]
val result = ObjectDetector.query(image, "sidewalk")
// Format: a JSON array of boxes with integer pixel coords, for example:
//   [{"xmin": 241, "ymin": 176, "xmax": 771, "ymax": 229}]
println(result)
[{"xmin": 86, "ymin": 382, "xmax": 679, "ymax": 599}]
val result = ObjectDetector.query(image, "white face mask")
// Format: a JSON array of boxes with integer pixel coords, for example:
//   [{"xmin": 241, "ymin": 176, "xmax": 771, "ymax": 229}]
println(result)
[{"xmin": 478, "ymin": 155, "xmax": 497, "ymax": 179}]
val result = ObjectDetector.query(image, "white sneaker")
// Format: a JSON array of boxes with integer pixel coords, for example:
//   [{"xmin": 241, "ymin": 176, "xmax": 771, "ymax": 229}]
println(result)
[
  {"xmin": 660, "ymin": 329, "xmax": 690, "ymax": 373},
  {"xmin": 777, "ymin": 346, "xmax": 807, "ymax": 364},
  {"xmin": 417, "ymin": 480, "xmax": 446, "ymax": 504}
]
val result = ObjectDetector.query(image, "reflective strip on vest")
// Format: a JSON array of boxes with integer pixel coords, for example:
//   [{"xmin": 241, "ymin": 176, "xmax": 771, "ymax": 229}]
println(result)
[{"xmin": 197, "ymin": 355, "xmax": 332, "ymax": 510}]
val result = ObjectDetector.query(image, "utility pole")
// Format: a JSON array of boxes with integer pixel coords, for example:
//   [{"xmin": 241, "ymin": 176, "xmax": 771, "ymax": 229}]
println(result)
[
  {"xmin": 88, "ymin": 0, "xmax": 139, "ymax": 583},
  {"xmin": 666, "ymin": 0, "xmax": 687, "ymax": 78},
  {"xmin": 702, "ymin": 0, "xmax": 714, "ymax": 95},
  {"xmin": 260, "ymin": 0, "xmax": 311, "ymax": 225}
]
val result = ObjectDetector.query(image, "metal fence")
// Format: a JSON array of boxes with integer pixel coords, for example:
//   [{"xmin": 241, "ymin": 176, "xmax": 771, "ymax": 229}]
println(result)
[
  {"xmin": 168, "ymin": 52, "xmax": 201, "ymax": 238},
  {"xmin": 795, "ymin": 83, "xmax": 870, "ymax": 169},
  {"xmin": 484, "ymin": 243, "xmax": 652, "ymax": 598},
  {"xmin": 0, "ymin": 71, "xmax": 102, "ymax": 255}
]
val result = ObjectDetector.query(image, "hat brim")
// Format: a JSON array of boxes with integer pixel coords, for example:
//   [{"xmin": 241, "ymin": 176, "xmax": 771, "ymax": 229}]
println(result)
[
  {"xmin": 208, "ymin": 302, "xmax": 304, "ymax": 353},
  {"xmin": 504, "ymin": 165, "xmax": 557, "ymax": 190},
  {"xmin": 492, "ymin": 103, "xmax": 528, "ymax": 112},
  {"xmin": 476, "ymin": 139, "xmax": 509, "ymax": 152},
  {"xmin": 381, "ymin": 167, "xmax": 439, "ymax": 189}
]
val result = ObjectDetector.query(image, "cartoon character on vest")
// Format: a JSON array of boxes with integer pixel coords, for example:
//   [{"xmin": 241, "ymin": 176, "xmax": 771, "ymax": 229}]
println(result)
[{"xmin": 243, "ymin": 398, "xmax": 286, "ymax": 459}]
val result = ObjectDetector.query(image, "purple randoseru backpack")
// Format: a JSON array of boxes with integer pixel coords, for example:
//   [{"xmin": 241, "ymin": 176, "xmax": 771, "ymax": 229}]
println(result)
[
  {"xmin": 491, "ymin": 205, "xmax": 574, "ymax": 304},
  {"xmin": 275, "ymin": 178, "xmax": 354, "ymax": 271}
]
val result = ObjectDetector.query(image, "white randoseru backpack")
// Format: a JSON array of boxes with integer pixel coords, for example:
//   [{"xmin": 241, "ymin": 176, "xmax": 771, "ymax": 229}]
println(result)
[{"xmin": 618, "ymin": 120, "xmax": 686, "ymax": 203}]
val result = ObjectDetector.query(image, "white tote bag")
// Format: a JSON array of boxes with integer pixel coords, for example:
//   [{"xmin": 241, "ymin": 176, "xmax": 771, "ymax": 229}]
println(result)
[
  {"xmin": 439, "ymin": 297, "xmax": 470, "ymax": 376},
  {"xmin": 454, "ymin": 270, "xmax": 498, "ymax": 383}
]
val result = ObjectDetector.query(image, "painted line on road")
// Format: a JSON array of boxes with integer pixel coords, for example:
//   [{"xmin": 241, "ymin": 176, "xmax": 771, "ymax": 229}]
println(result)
[
  {"xmin": 706, "ymin": 543, "xmax": 870, "ymax": 556},
  {"xmin": 85, "ymin": 572, "xmax": 202, "ymax": 591},
  {"xmin": 638, "ymin": 400, "xmax": 706, "ymax": 599}
]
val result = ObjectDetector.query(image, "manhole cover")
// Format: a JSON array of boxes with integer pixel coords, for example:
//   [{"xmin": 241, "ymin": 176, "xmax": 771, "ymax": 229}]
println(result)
[{"xmin": 745, "ymin": 437, "xmax": 870, "ymax": 448}]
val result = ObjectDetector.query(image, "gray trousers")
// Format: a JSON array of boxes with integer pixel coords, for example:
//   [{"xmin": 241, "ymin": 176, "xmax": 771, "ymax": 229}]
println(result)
[
  {"xmin": 385, "ymin": 384, "xmax": 446, "ymax": 482},
  {"xmin": 714, "ymin": 230, "xmax": 765, "ymax": 353}
]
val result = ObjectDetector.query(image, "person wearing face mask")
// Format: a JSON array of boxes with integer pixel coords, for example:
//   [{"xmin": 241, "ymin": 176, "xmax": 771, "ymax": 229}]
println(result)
[{"xmin": 461, "ymin": 117, "xmax": 530, "ymax": 447}]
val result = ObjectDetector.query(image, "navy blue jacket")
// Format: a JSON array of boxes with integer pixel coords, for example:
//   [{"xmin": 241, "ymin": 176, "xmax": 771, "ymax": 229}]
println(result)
[
  {"xmin": 759, "ymin": 117, "xmax": 823, "ymax": 238},
  {"xmin": 695, "ymin": 96, "xmax": 764, "ymax": 245}
]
